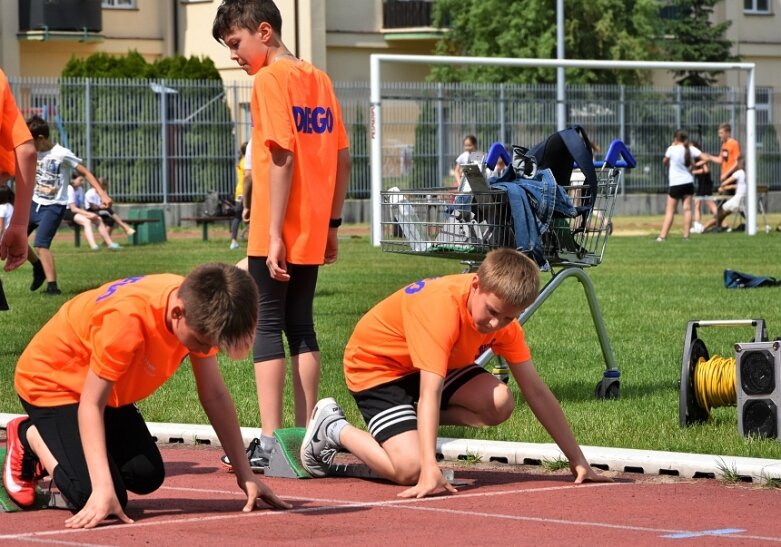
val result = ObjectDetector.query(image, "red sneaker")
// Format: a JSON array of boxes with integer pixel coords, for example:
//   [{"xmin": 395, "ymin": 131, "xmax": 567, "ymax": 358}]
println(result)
[{"xmin": 3, "ymin": 416, "xmax": 39, "ymax": 508}]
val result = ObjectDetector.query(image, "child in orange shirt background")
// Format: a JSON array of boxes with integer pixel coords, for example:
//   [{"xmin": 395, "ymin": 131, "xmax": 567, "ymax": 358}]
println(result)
[
  {"xmin": 212, "ymin": 0, "xmax": 351, "ymax": 470},
  {"xmin": 3, "ymin": 263, "xmax": 290, "ymax": 528},
  {"xmin": 300, "ymin": 248, "xmax": 610, "ymax": 498}
]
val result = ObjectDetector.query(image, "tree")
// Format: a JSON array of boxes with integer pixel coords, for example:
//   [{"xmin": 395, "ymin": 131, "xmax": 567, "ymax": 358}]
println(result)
[
  {"xmin": 431, "ymin": 0, "xmax": 661, "ymax": 85},
  {"xmin": 661, "ymin": 0, "xmax": 738, "ymax": 86}
]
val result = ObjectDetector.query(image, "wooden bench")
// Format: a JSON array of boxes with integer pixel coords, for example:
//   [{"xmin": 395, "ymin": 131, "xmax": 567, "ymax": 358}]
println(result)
[
  {"xmin": 181, "ymin": 216, "xmax": 236, "ymax": 241},
  {"xmin": 65, "ymin": 218, "xmax": 160, "ymax": 247}
]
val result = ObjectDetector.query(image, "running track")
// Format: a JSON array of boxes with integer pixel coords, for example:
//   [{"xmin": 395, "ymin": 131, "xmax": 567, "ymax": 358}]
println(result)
[{"xmin": 1, "ymin": 444, "xmax": 780, "ymax": 546}]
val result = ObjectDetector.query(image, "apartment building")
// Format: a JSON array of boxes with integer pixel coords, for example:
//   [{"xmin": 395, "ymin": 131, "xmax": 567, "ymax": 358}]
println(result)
[{"xmin": 0, "ymin": 0, "xmax": 442, "ymax": 82}]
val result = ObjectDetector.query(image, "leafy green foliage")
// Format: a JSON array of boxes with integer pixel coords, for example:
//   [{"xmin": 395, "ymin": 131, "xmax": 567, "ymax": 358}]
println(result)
[
  {"xmin": 59, "ymin": 52, "xmax": 231, "ymax": 202},
  {"xmin": 661, "ymin": 0, "xmax": 738, "ymax": 86},
  {"xmin": 431, "ymin": 0, "xmax": 661, "ymax": 85}
]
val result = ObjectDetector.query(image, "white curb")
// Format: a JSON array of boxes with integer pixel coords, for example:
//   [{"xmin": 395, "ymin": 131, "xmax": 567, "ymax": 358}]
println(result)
[{"xmin": 3, "ymin": 413, "xmax": 779, "ymax": 483}]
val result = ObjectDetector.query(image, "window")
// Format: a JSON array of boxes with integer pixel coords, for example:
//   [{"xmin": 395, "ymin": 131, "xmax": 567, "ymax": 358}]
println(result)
[
  {"xmin": 102, "ymin": 0, "xmax": 136, "ymax": 8},
  {"xmin": 744, "ymin": 0, "xmax": 771, "ymax": 14}
]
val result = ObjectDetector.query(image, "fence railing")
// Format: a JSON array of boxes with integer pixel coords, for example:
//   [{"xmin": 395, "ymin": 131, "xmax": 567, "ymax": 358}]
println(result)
[{"xmin": 8, "ymin": 77, "xmax": 779, "ymax": 203}]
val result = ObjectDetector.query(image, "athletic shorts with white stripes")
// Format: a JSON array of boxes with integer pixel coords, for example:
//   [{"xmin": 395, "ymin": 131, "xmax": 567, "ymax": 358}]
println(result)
[{"xmin": 350, "ymin": 364, "xmax": 487, "ymax": 443}]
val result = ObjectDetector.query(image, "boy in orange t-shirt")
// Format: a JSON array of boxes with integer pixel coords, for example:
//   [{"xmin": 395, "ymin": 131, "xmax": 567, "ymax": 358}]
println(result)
[
  {"xmin": 709, "ymin": 123, "xmax": 742, "ymax": 183},
  {"xmin": 0, "ymin": 68, "xmax": 37, "ymax": 309},
  {"xmin": 300, "ymin": 249, "xmax": 610, "ymax": 498},
  {"xmin": 3, "ymin": 263, "xmax": 290, "ymax": 528},
  {"xmin": 212, "ymin": 0, "xmax": 351, "ymax": 470}
]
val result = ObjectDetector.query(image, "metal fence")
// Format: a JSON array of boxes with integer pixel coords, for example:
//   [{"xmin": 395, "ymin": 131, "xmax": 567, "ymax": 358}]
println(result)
[{"xmin": 8, "ymin": 77, "xmax": 779, "ymax": 202}]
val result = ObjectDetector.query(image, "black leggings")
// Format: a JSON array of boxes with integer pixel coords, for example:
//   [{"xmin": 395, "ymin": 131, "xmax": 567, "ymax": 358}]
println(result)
[
  {"xmin": 249, "ymin": 257, "xmax": 320, "ymax": 362},
  {"xmin": 20, "ymin": 400, "xmax": 164, "ymax": 511}
]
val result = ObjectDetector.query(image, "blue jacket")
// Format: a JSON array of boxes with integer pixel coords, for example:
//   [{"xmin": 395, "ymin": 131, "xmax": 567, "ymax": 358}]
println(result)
[{"xmin": 488, "ymin": 168, "xmax": 577, "ymax": 268}]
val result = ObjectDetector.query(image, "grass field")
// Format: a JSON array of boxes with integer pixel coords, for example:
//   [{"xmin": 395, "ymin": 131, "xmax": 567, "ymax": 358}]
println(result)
[{"xmin": 2, "ymin": 214, "xmax": 781, "ymax": 461}]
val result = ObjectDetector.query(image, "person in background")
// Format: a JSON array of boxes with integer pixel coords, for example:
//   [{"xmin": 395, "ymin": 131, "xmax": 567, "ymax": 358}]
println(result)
[
  {"xmin": 453, "ymin": 135, "xmax": 483, "ymax": 190},
  {"xmin": 65, "ymin": 175, "xmax": 121, "ymax": 251},
  {"xmin": 85, "ymin": 176, "xmax": 136, "ymax": 239},
  {"xmin": 230, "ymin": 140, "xmax": 250, "ymax": 250},
  {"xmin": 656, "ymin": 129, "xmax": 700, "ymax": 242},
  {"xmin": 702, "ymin": 156, "xmax": 747, "ymax": 233},
  {"xmin": 25, "ymin": 115, "xmax": 111, "ymax": 295},
  {"xmin": 690, "ymin": 140, "xmax": 718, "ymax": 234}
]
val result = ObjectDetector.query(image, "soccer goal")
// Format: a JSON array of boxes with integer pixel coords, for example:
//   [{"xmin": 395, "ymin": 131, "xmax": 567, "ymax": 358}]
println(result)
[{"xmin": 368, "ymin": 54, "xmax": 760, "ymax": 240}]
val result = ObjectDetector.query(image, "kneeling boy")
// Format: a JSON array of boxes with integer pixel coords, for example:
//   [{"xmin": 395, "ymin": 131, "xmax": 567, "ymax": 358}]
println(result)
[
  {"xmin": 3, "ymin": 263, "xmax": 290, "ymax": 529},
  {"xmin": 300, "ymin": 248, "xmax": 609, "ymax": 498}
]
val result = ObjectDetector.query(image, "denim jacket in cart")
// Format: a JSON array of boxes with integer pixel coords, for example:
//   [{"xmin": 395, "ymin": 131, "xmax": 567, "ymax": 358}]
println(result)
[{"xmin": 488, "ymin": 168, "xmax": 577, "ymax": 268}]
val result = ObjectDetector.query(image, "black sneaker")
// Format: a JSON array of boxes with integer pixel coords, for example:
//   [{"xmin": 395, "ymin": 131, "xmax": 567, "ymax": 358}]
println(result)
[
  {"xmin": 30, "ymin": 261, "xmax": 45, "ymax": 292},
  {"xmin": 43, "ymin": 286, "xmax": 62, "ymax": 296},
  {"xmin": 220, "ymin": 437, "xmax": 270, "ymax": 473}
]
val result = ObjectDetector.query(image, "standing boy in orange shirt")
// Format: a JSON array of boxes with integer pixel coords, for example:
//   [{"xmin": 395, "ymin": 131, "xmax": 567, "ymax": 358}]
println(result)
[
  {"xmin": 300, "ymin": 249, "xmax": 610, "ymax": 498},
  {"xmin": 212, "ymin": 0, "xmax": 351, "ymax": 470},
  {"xmin": 3, "ymin": 263, "xmax": 290, "ymax": 528},
  {"xmin": 0, "ymin": 68, "xmax": 37, "ymax": 309},
  {"xmin": 709, "ymin": 123, "xmax": 742, "ymax": 184}
]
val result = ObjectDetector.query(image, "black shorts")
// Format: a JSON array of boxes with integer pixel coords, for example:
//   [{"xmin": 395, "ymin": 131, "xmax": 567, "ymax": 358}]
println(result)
[
  {"xmin": 669, "ymin": 183, "xmax": 694, "ymax": 200},
  {"xmin": 694, "ymin": 173, "xmax": 714, "ymax": 197},
  {"xmin": 350, "ymin": 365, "xmax": 488, "ymax": 443}
]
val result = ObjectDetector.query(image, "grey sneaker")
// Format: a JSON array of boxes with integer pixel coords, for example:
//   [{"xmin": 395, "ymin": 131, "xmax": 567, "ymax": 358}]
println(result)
[
  {"xmin": 220, "ymin": 437, "xmax": 270, "ymax": 473},
  {"xmin": 300, "ymin": 397, "xmax": 345, "ymax": 478}
]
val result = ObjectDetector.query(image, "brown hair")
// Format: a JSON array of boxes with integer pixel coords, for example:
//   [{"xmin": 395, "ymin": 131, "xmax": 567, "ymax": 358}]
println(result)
[
  {"xmin": 212, "ymin": 0, "xmax": 282, "ymax": 43},
  {"xmin": 178, "ymin": 262, "xmax": 258, "ymax": 355},
  {"xmin": 26, "ymin": 115, "xmax": 50, "ymax": 140},
  {"xmin": 719, "ymin": 123, "xmax": 732, "ymax": 133},
  {"xmin": 476, "ymin": 248, "xmax": 539, "ymax": 309}
]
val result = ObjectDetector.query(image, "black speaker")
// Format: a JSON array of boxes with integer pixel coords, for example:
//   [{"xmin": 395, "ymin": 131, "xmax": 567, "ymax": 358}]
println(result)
[
  {"xmin": 736, "ymin": 341, "xmax": 781, "ymax": 438},
  {"xmin": 19, "ymin": 0, "xmax": 102, "ymax": 33}
]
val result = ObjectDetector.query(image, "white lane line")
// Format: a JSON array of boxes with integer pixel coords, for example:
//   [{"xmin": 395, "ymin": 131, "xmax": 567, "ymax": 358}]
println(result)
[{"xmin": 2, "ymin": 481, "xmax": 779, "ymax": 544}]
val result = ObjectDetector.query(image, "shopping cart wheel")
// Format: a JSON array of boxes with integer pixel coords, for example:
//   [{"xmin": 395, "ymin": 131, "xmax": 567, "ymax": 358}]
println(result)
[{"xmin": 595, "ymin": 369, "xmax": 620, "ymax": 399}]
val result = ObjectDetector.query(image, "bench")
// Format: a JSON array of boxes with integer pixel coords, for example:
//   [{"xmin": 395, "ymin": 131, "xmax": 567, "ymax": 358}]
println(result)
[
  {"xmin": 180, "ymin": 216, "xmax": 236, "ymax": 241},
  {"xmin": 65, "ymin": 218, "xmax": 160, "ymax": 247}
]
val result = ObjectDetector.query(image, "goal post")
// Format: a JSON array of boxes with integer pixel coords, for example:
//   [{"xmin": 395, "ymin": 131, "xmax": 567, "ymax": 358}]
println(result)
[{"xmin": 369, "ymin": 54, "xmax": 758, "ymax": 242}]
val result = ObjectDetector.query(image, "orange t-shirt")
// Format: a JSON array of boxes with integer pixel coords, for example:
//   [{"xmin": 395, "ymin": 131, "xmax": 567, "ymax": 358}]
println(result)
[
  {"xmin": 248, "ymin": 59, "xmax": 349, "ymax": 264},
  {"xmin": 720, "ymin": 137, "xmax": 742, "ymax": 179},
  {"xmin": 344, "ymin": 274, "xmax": 531, "ymax": 392},
  {"xmin": 15, "ymin": 274, "xmax": 216, "ymax": 408},
  {"xmin": 0, "ymin": 69, "xmax": 33, "ymax": 175}
]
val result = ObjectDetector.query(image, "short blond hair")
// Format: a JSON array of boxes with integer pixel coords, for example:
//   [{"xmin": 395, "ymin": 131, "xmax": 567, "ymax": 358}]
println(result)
[
  {"xmin": 476, "ymin": 248, "xmax": 539, "ymax": 309},
  {"xmin": 178, "ymin": 262, "xmax": 257, "ymax": 355}
]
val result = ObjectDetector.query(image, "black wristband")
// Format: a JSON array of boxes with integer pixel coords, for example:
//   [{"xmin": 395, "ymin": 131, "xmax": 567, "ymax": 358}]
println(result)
[{"xmin": 329, "ymin": 217, "xmax": 342, "ymax": 228}]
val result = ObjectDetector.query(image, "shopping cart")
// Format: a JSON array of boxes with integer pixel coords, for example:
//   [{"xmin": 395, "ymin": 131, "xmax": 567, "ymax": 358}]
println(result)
[{"xmin": 380, "ymin": 139, "xmax": 636, "ymax": 399}]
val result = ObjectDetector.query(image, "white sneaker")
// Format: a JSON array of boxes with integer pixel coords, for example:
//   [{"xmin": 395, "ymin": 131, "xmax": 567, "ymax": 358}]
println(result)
[
  {"xmin": 692, "ymin": 222, "xmax": 704, "ymax": 234},
  {"xmin": 300, "ymin": 397, "xmax": 345, "ymax": 477},
  {"xmin": 229, "ymin": 241, "xmax": 240, "ymax": 250}
]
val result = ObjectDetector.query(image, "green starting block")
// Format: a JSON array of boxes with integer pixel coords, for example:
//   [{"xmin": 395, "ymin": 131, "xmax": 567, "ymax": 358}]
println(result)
[{"xmin": 264, "ymin": 428, "xmax": 458, "ymax": 484}]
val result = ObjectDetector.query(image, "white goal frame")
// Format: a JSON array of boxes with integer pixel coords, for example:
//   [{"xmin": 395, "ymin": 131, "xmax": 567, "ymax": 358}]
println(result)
[{"xmin": 369, "ymin": 54, "xmax": 758, "ymax": 243}]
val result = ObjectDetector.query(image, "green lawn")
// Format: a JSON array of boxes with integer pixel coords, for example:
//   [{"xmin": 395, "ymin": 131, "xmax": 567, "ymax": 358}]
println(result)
[{"xmin": 2, "ymin": 222, "xmax": 781, "ymax": 461}]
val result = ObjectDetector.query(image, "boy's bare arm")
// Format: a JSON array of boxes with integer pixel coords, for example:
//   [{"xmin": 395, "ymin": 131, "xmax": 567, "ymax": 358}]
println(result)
[
  {"xmin": 266, "ymin": 146, "xmax": 294, "ymax": 281},
  {"xmin": 324, "ymin": 147, "xmax": 351, "ymax": 264},
  {"xmin": 1, "ymin": 140, "xmax": 36, "ymax": 271},
  {"xmin": 65, "ymin": 370, "xmax": 134, "ymax": 529},
  {"xmin": 511, "ymin": 360, "xmax": 610, "ymax": 484},
  {"xmin": 76, "ymin": 164, "xmax": 111, "ymax": 207},
  {"xmin": 398, "ymin": 370, "xmax": 457, "ymax": 499},
  {"xmin": 191, "ymin": 355, "xmax": 291, "ymax": 510}
]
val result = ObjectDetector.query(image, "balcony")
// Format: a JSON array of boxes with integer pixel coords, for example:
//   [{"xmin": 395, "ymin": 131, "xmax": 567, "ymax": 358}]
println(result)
[
  {"xmin": 18, "ymin": 0, "xmax": 103, "ymax": 42},
  {"xmin": 383, "ymin": 0, "xmax": 436, "ymax": 30}
]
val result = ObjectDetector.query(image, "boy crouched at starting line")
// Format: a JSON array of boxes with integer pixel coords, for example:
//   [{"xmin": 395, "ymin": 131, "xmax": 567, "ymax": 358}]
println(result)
[
  {"xmin": 300, "ymin": 248, "xmax": 610, "ymax": 498},
  {"xmin": 3, "ymin": 263, "xmax": 290, "ymax": 529}
]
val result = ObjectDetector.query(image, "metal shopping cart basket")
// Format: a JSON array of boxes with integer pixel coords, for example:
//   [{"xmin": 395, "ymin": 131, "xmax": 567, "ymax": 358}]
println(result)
[{"xmin": 380, "ymin": 139, "xmax": 636, "ymax": 399}]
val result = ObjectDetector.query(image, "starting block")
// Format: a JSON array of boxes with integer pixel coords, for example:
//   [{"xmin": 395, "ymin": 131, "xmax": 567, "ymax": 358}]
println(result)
[{"xmin": 264, "ymin": 428, "xmax": 461, "ymax": 485}]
